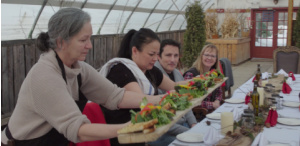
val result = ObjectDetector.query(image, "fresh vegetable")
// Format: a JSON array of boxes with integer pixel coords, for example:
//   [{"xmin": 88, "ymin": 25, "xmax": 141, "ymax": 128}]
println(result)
[
  {"xmin": 159, "ymin": 93, "xmax": 191, "ymax": 110},
  {"xmin": 131, "ymin": 98, "xmax": 175, "ymax": 127}
]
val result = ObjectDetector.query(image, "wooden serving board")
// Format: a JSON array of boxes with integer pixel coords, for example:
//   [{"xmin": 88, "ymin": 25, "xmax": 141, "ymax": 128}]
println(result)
[
  {"xmin": 216, "ymin": 127, "xmax": 260, "ymax": 146},
  {"xmin": 118, "ymin": 77, "xmax": 228, "ymax": 144}
]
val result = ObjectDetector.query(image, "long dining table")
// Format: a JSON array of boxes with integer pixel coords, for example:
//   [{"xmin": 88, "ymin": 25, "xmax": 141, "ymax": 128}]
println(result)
[{"xmin": 169, "ymin": 74, "xmax": 300, "ymax": 146}]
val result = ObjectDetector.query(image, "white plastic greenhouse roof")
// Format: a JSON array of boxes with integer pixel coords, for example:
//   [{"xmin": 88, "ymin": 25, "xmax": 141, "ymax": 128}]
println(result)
[{"xmin": 1, "ymin": 0, "xmax": 214, "ymax": 41}]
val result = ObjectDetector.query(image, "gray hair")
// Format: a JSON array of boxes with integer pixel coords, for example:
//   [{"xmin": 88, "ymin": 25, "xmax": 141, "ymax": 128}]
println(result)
[{"xmin": 36, "ymin": 8, "xmax": 91, "ymax": 52}]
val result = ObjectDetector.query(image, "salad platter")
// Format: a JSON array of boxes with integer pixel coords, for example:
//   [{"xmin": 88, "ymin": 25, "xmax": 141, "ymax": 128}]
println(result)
[{"xmin": 118, "ymin": 71, "xmax": 228, "ymax": 144}]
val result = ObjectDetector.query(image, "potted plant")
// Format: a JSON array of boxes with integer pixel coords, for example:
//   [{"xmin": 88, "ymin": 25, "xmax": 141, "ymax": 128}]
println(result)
[{"xmin": 182, "ymin": 2, "xmax": 206, "ymax": 68}]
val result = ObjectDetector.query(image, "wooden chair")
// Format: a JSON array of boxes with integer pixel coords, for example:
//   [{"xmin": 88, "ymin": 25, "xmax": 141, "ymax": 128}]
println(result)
[
  {"xmin": 273, "ymin": 46, "xmax": 300, "ymax": 74},
  {"xmin": 71, "ymin": 102, "xmax": 110, "ymax": 146},
  {"xmin": 192, "ymin": 106, "xmax": 209, "ymax": 122}
]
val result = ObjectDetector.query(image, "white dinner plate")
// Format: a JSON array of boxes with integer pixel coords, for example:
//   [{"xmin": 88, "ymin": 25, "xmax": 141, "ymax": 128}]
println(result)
[
  {"xmin": 277, "ymin": 118, "xmax": 300, "ymax": 126},
  {"xmin": 206, "ymin": 113, "xmax": 221, "ymax": 120},
  {"xmin": 176, "ymin": 132, "xmax": 203, "ymax": 143},
  {"xmin": 224, "ymin": 98, "xmax": 245, "ymax": 104},
  {"xmin": 282, "ymin": 102, "xmax": 300, "ymax": 108}
]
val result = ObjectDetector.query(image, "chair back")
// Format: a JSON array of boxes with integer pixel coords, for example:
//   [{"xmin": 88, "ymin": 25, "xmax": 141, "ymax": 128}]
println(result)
[
  {"xmin": 220, "ymin": 58, "xmax": 234, "ymax": 91},
  {"xmin": 75, "ymin": 102, "xmax": 111, "ymax": 146},
  {"xmin": 273, "ymin": 46, "xmax": 300, "ymax": 74}
]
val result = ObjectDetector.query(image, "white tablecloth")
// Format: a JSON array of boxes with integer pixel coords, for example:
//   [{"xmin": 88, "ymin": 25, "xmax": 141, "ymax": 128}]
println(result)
[{"xmin": 170, "ymin": 74, "xmax": 300, "ymax": 146}]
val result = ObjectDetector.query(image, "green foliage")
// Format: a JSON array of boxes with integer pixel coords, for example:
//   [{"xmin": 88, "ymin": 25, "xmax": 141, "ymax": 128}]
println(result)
[
  {"xmin": 293, "ymin": 8, "xmax": 300, "ymax": 48},
  {"xmin": 182, "ymin": 2, "xmax": 206, "ymax": 67},
  {"xmin": 254, "ymin": 115, "xmax": 264, "ymax": 125}
]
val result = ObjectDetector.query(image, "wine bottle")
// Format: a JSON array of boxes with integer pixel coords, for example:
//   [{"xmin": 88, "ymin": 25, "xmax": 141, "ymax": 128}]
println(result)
[
  {"xmin": 255, "ymin": 64, "xmax": 262, "ymax": 82},
  {"xmin": 251, "ymin": 80, "xmax": 260, "ymax": 116}
]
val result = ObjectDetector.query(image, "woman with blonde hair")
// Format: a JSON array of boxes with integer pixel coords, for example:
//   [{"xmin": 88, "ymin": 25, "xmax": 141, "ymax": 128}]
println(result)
[{"xmin": 183, "ymin": 44, "xmax": 224, "ymax": 117}]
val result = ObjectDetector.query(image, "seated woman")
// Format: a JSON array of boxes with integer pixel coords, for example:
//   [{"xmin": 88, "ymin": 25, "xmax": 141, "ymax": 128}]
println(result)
[
  {"xmin": 183, "ymin": 44, "xmax": 224, "ymax": 119},
  {"xmin": 99, "ymin": 28, "xmax": 189, "ymax": 146}
]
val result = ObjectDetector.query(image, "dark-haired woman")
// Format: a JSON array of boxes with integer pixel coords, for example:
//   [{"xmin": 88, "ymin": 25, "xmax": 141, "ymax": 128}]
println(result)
[
  {"xmin": 1, "ymin": 8, "xmax": 161, "ymax": 146},
  {"xmin": 99, "ymin": 28, "xmax": 189, "ymax": 146}
]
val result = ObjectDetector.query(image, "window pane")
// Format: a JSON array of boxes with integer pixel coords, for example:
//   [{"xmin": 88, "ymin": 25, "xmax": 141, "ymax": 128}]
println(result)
[
  {"xmin": 278, "ymin": 21, "xmax": 284, "ymax": 26},
  {"xmin": 262, "ymin": 22, "xmax": 267, "ymax": 30},
  {"xmin": 279, "ymin": 12, "xmax": 284, "ymax": 20},
  {"xmin": 262, "ymin": 30, "xmax": 269, "ymax": 38},
  {"xmin": 261, "ymin": 39, "xmax": 267, "ymax": 46},
  {"xmin": 267, "ymin": 39, "xmax": 273, "ymax": 47},
  {"xmin": 267, "ymin": 22, "xmax": 273, "ymax": 30},
  {"xmin": 293, "ymin": 12, "xmax": 297, "ymax": 20},
  {"xmin": 267, "ymin": 31, "xmax": 273, "ymax": 38},
  {"xmin": 256, "ymin": 22, "xmax": 261, "ymax": 29},
  {"xmin": 255, "ymin": 38, "xmax": 261, "ymax": 46},
  {"xmin": 256, "ymin": 29, "xmax": 262, "ymax": 37},
  {"xmin": 256, "ymin": 13, "xmax": 261, "ymax": 21},
  {"xmin": 277, "ymin": 38, "xmax": 286, "ymax": 46},
  {"xmin": 284, "ymin": 12, "xmax": 288, "ymax": 20}
]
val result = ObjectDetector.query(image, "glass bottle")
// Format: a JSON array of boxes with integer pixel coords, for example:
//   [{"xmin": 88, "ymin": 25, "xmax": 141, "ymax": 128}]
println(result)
[
  {"xmin": 255, "ymin": 64, "xmax": 262, "ymax": 81},
  {"xmin": 251, "ymin": 80, "xmax": 260, "ymax": 116},
  {"xmin": 242, "ymin": 114, "xmax": 254, "ymax": 129}
]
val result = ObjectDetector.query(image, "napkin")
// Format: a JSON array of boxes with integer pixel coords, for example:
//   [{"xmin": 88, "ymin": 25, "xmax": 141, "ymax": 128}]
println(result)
[
  {"xmin": 252, "ymin": 76, "xmax": 256, "ymax": 82},
  {"xmin": 265, "ymin": 108, "xmax": 278, "ymax": 127},
  {"xmin": 261, "ymin": 72, "xmax": 269, "ymax": 80},
  {"xmin": 289, "ymin": 72, "xmax": 296, "ymax": 81},
  {"xmin": 270, "ymin": 110, "xmax": 278, "ymax": 127},
  {"xmin": 282, "ymin": 81, "xmax": 292, "ymax": 94},
  {"xmin": 264, "ymin": 110, "xmax": 272, "ymax": 126},
  {"xmin": 286, "ymin": 77, "xmax": 293, "ymax": 85},
  {"xmin": 251, "ymin": 132, "xmax": 268, "ymax": 146},
  {"xmin": 245, "ymin": 92, "xmax": 251, "ymax": 105},
  {"xmin": 203, "ymin": 126, "xmax": 221, "ymax": 145},
  {"xmin": 277, "ymin": 69, "xmax": 288, "ymax": 76}
]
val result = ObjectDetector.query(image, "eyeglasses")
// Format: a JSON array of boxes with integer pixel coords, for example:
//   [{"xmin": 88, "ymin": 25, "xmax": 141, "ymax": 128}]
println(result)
[{"xmin": 203, "ymin": 54, "xmax": 217, "ymax": 58}]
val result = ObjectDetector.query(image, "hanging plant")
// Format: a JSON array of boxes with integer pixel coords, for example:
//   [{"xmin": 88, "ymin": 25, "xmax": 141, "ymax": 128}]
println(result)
[
  {"xmin": 293, "ymin": 8, "xmax": 300, "ymax": 48},
  {"xmin": 182, "ymin": 2, "xmax": 206, "ymax": 68}
]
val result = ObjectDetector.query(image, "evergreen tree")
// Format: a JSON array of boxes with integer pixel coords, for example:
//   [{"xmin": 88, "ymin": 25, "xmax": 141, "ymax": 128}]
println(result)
[
  {"xmin": 182, "ymin": 2, "xmax": 206, "ymax": 68},
  {"xmin": 293, "ymin": 8, "xmax": 300, "ymax": 48}
]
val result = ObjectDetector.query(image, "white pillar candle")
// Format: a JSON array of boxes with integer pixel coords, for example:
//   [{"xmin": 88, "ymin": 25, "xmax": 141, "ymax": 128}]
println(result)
[
  {"xmin": 257, "ymin": 87, "xmax": 264, "ymax": 106},
  {"xmin": 221, "ymin": 112, "xmax": 233, "ymax": 135}
]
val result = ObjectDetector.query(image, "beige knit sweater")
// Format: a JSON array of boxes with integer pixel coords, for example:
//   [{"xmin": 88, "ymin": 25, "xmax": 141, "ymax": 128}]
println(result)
[{"xmin": 1, "ymin": 50, "xmax": 125, "ymax": 144}]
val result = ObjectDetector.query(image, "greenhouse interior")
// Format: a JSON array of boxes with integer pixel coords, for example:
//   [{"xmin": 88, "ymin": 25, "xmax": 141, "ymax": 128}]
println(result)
[{"xmin": 1, "ymin": 0, "xmax": 300, "ymax": 146}]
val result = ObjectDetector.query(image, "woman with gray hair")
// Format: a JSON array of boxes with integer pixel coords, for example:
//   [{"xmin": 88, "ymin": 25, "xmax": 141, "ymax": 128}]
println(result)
[{"xmin": 1, "ymin": 8, "xmax": 161, "ymax": 146}]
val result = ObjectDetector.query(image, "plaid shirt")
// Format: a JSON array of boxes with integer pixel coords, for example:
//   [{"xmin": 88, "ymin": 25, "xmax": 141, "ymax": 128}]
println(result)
[{"xmin": 200, "ymin": 87, "xmax": 223, "ymax": 110}]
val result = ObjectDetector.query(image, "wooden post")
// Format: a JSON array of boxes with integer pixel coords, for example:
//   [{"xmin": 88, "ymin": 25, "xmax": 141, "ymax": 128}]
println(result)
[{"xmin": 287, "ymin": 0, "xmax": 293, "ymax": 46}]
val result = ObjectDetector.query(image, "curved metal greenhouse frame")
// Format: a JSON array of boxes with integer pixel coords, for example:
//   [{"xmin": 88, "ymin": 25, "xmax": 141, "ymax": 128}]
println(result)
[{"xmin": 1, "ymin": 0, "xmax": 213, "ymax": 41}]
